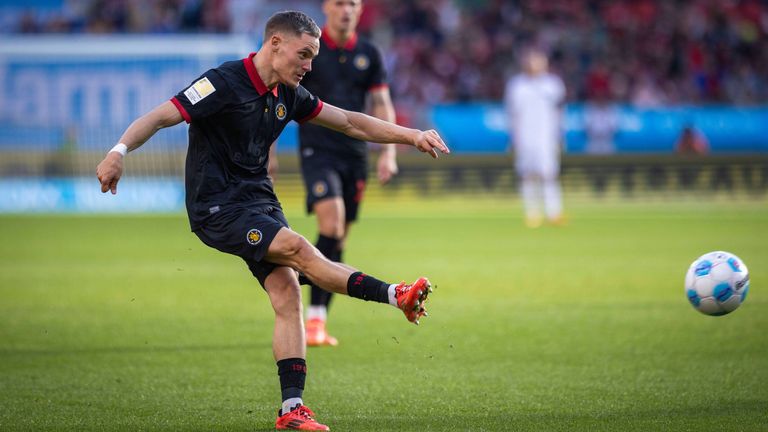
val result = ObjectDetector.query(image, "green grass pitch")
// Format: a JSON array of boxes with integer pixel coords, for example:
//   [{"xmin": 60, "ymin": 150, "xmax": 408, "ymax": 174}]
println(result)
[{"xmin": 1, "ymin": 197, "xmax": 766, "ymax": 431}]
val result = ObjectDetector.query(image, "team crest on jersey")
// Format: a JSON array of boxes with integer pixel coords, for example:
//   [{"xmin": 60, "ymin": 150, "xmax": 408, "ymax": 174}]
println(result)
[
  {"xmin": 313, "ymin": 181, "xmax": 327, "ymax": 197},
  {"xmin": 354, "ymin": 54, "xmax": 370, "ymax": 70},
  {"xmin": 246, "ymin": 229, "xmax": 263, "ymax": 245},
  {"xmin": 275, "ymin": 103, "xmax": 287, "ymax": 120}
]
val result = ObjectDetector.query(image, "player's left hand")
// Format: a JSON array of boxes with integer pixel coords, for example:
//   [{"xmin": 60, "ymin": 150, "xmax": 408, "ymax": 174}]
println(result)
[
  {"xmin": 377, "ymin": 149, "xmax": 398, "ymax": 184},
  {"xmin": 96, "ymin": 152, "xmax": 124, "ymax": 195},
  {"xmin": 414, "ymin": 129, "xmax": 450, "ymax": 159}
]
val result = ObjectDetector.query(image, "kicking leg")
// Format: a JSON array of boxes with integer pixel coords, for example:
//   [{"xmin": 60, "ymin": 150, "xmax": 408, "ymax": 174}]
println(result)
[{"xmin": 266, "ymin": 228, "xmax": 432, "ymax": 324}]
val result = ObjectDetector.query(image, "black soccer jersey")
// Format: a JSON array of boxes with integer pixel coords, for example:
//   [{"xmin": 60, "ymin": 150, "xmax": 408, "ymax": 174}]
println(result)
[
  {"xmin": 298, "ymin": 30, "xmax": 388, "ymax": 161},
  {"xmin": 171, "ymin": 52, "xmax": 323, "ymax": 230}
]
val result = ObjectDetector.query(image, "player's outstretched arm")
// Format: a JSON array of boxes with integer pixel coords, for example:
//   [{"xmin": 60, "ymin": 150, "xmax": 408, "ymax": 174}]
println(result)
[
  {"xmin": 96, "ymin": 101, "xmax": 184, "ymax": 194},
  {"xmin": 309, "ymin": 103, "xmax": 450, "ymax": 159}
]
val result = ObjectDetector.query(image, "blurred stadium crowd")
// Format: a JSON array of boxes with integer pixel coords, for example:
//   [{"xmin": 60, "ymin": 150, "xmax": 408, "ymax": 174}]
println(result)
[{"xmin": 3, "ymin": 0, "xmax": 767, "ymax": 111}]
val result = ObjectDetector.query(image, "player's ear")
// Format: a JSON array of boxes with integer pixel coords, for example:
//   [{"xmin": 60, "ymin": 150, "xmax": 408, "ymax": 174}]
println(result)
[{"xmin": 270, "ymin": 34, "xmax": 282, "ymax": 52}]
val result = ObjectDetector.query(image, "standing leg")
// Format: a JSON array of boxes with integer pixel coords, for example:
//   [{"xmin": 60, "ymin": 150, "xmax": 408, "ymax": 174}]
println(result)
[
  {"xmin": 543, "ymin": 174, "xmax": 564, "ymax": 223},
  {"xmin": 306, "ymin": 197, "xmax": 344, "ymax": 346},
  {"xmin": 520, "ymin": 174, "xmax": 543, "ymax": 227},
  {"xmin": 266, "ymin": 266, "xmax": 331, "ymax": 431},
  {"xmin": 264, "ymin": 267, "xmax": 306, "ymax": 412},
  {"xmin": 265, "ymin": 266, "xmax": 305, "ymax": 362}
]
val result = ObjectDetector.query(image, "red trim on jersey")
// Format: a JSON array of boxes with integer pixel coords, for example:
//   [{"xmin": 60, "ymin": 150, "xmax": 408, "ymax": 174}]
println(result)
[
  {"xmin": 170, "ymin": 97, "xmax": 191, "ymax": 124},
  {"xmin": 368, "ymin": 83, "xmax": 389, "ymax": 92},
  {"xmin": 297, "ymin": 99, "xmax": 324, "ymax": 124},
  {"xmin": 243, "ymin": 52, "xmax": 278, "ymax": 97},
  {"xmin": 321, "ymin": 27, "xmax": 358, "ymax": 51}
]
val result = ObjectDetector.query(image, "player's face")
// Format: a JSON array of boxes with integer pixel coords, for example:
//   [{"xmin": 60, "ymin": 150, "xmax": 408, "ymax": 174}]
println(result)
[
  {"xmin": 323, "ymin": 0, "xmax": 362, "ymax": 34},
  {"xmin": 273, "ymin": 32, "xmax": 319, "ymax": 88},
  {"xmin": 524, "ymin": 52, "xmax": 548, "ymax": 75}
]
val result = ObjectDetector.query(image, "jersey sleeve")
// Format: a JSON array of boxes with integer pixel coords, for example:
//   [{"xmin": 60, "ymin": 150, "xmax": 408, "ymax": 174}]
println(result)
[
  {"xmin": 170, "ymin": 69, "xmax": 232, "ymax": 124},
  {"xmin": 367, "ymin": 45, "xmax": 388, "ymax": 91},
  {"xmin": 293, "ymin": 84, "xmax": 323, "ymax": 124}
]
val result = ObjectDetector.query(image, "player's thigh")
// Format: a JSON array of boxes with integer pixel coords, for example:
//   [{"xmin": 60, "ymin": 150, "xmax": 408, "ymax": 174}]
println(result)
[
  {"xmin": 537, "ymin": 155, "xmax": 560, "ymax": 180},
  {"xmin": 516, "ymin": 151, "xmax": 558, "ymax": 179}
]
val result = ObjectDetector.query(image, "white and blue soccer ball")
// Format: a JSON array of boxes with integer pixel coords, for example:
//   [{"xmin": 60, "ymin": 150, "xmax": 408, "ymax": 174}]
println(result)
[{"xmin": 685, "ymin": 251, "xmax": 750, "ymax": 316}]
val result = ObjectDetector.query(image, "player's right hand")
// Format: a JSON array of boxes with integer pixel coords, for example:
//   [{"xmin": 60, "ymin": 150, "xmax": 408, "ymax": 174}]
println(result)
[
  {"xmin": 414, "ymin": 129, "xmax": 450, "ymax": 159},
  {"xmin": 96, "ymin": 152, "xmax": 124, "ymax": 195}
]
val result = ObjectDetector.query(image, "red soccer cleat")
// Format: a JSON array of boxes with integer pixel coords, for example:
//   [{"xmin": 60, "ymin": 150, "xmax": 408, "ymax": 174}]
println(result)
[
  {"xmin": 305, "ymin": 318, "xmax": 338, "ymax": 347},
  {"xmin": 275, "ymin": 405, "xmax": 330, "ymax": 431},
  {"xmin": 394, "ymin": 277, "xmax": 433, "ymax": 325}
]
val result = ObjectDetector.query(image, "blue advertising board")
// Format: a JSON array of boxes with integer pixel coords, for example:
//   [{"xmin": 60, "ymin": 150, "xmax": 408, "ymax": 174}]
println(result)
[
  {"xmin": 432, "ymin": 103, "xmax": 768, "ymax": 154},
  {"xmin": 0, "ymin": 35, "xmax": 255, "ymax": 151},
  {"xmin": 0, "ymin": 177, "xmax": 185, "ymax": 213}
]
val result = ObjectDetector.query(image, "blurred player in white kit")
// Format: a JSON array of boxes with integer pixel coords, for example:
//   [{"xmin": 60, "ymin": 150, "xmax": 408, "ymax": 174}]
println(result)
[{"xmin": 504, "ymin": 49, "xmax": 566, "ymax": 227}]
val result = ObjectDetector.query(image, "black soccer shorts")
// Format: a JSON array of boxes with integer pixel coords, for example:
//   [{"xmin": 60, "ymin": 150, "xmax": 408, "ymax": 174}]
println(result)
[
  {"xmin": 300, "ymin": 155, "xmax": 367, "ymax": 223},
  {"xmin": 193, "ymin": 205, "xmax": 290, "ymax": 287}
]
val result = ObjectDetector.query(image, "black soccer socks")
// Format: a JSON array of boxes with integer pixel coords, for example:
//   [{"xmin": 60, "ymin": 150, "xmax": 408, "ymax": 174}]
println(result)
[
  {"xmin": 277, "ymin": 358, "xmax": 306, "ymax": 402},
  {"xmin": 346, "ymin": 272, "xmax": 390, "ymax": 304}
]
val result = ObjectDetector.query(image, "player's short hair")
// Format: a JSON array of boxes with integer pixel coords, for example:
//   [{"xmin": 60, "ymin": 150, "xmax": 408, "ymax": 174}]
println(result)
[{"xmin": 264, "ymin": 11, "xmax": 321, "ymax": 41}]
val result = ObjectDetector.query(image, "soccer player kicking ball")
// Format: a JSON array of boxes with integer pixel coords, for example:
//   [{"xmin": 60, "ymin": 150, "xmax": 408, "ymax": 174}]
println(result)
[{"xmin": 96, "ymin": 10, "xmax": 448, "ymax": 431}]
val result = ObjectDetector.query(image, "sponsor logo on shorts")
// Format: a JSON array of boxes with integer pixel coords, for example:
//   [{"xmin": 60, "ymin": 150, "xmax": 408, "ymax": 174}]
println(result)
[
  {"xmin": 275, "ymin": 103, "xmax": 287, "ymax": 120},
  {"xmin": 246, "ymin": 229, "xmax": 262, "ymax": 245},
  {"xmin": 354, "ymin": 54, "xmax": 370, "ymax": 70},
  {"xmin": 313, "ymin": 181, "xmax": 327, "ymax": 197}
]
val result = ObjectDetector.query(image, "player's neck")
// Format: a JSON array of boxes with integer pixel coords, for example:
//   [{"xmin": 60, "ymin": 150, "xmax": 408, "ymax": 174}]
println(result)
[
  {"xmin": 254, "ymin": 49, "xmax": 278, "ymax": 90},
  {"xmin": 325, "ymin": 27, "xmax": 355, "ymax": 48}
]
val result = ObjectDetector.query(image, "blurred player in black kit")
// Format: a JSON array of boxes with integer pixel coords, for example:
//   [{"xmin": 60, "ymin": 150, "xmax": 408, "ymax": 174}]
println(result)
[{"xmin": 296, "ymin": 0, "xmax": 398, "ymax": 347}]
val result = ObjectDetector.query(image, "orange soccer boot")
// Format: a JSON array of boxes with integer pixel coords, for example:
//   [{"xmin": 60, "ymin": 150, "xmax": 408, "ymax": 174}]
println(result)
[
  {"xmin": 394, "ymin": 277, "xmax": 433, "ymax": 325},
  {"xmin": 305, "ymin": 318, "xmax": 338, "ymax": 347},
  {"xmin": 275, "ymin": 405, "xmax": 330, "ymax": 431}
]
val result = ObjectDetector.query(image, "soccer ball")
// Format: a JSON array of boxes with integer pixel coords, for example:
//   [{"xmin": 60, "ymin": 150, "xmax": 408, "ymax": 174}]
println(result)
[{"xmin": 685, "ymin": 251, "xmax": 750, "ymax": 316}]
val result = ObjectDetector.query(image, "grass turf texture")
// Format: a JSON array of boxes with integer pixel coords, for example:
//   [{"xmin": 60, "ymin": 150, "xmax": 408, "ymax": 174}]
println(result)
[{"xmin": 1, "ymin": 198, "xmax": 766, "ymax": 431}]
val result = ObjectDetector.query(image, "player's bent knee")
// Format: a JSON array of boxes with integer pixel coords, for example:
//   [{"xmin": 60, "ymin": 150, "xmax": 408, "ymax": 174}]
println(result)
[
  {"xmin": 267, "ymin": 230, "xmax": 327, "ymax": 276},
  {"xmin": 266, "ymin": 277, "xmax": 302, "ymax": 317},
  {"xmin": 287, "ymin": 235, "xmax": 324, "ymax": 267},
  {"xmin": 269, "ymin": 230, "xmax": 313, "ymax": 262},
  {"xmin": 272, "ymin": 291, "xmax": 302, "ymax": 318}
]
